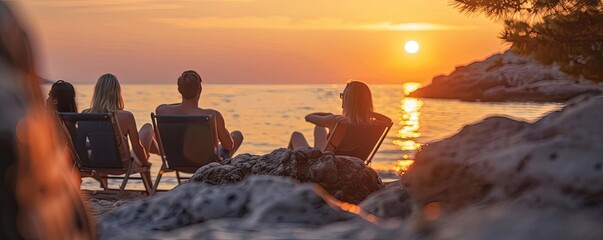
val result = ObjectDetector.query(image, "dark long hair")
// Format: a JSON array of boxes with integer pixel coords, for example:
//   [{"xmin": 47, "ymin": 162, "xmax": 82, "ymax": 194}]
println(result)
[{"xmin": 49, "ymin": 80, "xmax": 78, "ymax": 112}]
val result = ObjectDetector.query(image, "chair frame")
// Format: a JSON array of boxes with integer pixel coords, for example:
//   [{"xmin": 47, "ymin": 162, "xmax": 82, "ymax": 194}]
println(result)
[
  {"xmin": 151, "ymin": 113, "xmax": 220, "ymax": 192},
  {"xmin": 58, "ymin": 112, "xmax": 153, "ymax": 197},
  {"xmin": 323, "ymin": 114, "xmax": 393, "ymax": 166}
]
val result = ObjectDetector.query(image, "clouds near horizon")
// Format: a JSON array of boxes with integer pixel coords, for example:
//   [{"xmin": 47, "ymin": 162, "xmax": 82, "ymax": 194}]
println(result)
[{"xmin": 15, "ymin": 0, "xmax": 505, "ymax": 84}]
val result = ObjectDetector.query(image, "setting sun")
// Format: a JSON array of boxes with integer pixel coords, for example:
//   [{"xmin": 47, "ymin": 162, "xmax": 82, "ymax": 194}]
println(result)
[{"xmin": 404, "ymin": 40, "xmax": 420, "ymax": 54}]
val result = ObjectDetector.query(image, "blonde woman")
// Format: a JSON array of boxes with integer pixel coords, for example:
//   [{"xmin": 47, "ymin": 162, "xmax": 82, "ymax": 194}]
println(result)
[
  {"xmin": 84, "ymin": 73, "xmax": 155, "ymax": 167},
  {"xmin": 288, "ymin": 80, "xmax": 379, "ymax": 149}
]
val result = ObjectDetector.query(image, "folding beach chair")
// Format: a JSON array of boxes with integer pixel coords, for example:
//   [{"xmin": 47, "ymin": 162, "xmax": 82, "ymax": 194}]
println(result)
[
  {"xmin": 323, "ymin": 113, "xmax": 393, "ymax": 165},
  {"xmin": 52, "ymin": 112, "xmax": 105, "ymax": 185},
  {"xmin": 58, "ymin": 112, "xmax": 153, "ymax": 197},
  {"xmin": 151, "ymin": 113, "xmax": 220, "ymax": 191}
]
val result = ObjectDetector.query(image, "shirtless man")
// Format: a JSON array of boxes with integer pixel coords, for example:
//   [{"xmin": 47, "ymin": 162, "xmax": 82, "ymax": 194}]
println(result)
[{"xmin": 155, "ymin": 70, "xmax": 243, "ymax": 159}]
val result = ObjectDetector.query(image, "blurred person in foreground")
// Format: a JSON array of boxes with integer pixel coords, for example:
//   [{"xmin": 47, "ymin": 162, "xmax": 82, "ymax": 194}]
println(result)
[{"xmin": 0, "ymin": 2, "xmax": 94, "ymax": 239}]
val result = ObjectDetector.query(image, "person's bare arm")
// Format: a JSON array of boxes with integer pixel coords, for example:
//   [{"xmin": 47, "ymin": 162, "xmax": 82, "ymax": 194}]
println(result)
[
  {"xmin": 307, "ymin": 112, "xmax": 332, "ymax": 116},
  {"xmin": 213, "ymin": 110, "xmax": 234, "ymax": 151},
  {"xmin": 305, "ymin": 113, "xmax": 338, "ymax": 128},
  {"xmin": 122, "ymin": 112, "xmax": 148, "ymax": 161}
]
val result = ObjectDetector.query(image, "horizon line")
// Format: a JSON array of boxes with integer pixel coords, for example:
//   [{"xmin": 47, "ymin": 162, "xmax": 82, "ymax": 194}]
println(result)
[{"xmin": 41, "ymin": 82, "xmax": 419, "ymax": 86}]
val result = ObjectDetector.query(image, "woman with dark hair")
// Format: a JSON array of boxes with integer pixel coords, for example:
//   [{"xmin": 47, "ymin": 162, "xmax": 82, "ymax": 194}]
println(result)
[
  {"xmin": 46, "ymin": 80, "xmax": 79, "ymax": 150},
  {"xmin": 46, "ymin": 80, "xmax": 78, "ymax": 112}
]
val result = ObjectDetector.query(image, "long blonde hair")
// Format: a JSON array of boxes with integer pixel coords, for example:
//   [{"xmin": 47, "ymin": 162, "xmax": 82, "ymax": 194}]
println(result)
[
  {"xmin": 342, "ymin": 80, "xmax": 374, "ymax": 124},
  {"xmin": 88, "ymin": 73, "xmax": 125, "ymax": 113}
]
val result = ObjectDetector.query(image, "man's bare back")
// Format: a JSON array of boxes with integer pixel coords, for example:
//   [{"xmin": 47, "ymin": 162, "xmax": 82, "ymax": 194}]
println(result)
[
  {"xmin": 155, "ymin": 103, "xmax": 235, "ymax": 151},
  {"xmin": 156, "ymin": 103, "xmax": 219, "ymax": 116},
  {"xmin": 155, "ymin": 71, "xmax": 243, "ymax": 158}
]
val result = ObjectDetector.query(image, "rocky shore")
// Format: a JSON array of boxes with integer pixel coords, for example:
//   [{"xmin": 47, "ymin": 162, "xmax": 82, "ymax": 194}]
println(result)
[
  {"xmin": 403, "ymin": 94, "xmax": 603, "ymax": 211},
  {"xmin": 409, "ymin": 51, "xmax": 603, "ymax": 102},
  {"xmin": 92, "ymin": 94, "xmax": 603, "ymax": 239},
  {"xmin": 189, "ymin": 147, "xmax": 383, "ymax": 204}
]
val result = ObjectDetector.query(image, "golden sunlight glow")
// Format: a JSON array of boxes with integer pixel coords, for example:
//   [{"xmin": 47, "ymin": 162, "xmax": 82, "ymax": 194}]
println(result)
[
  {"xmin": 404, "ymin": 40, "xmax": 420, "ymax": 54},
  {"xmin": 340, "ymin": 202, "xmax": 362, "ymax": 215},
  {"xmin": 403, "ymin": 82, "xmax": 422, "ymax": 95},
  {"xmin": 394, "ymin": 140, "xmax": 421, "ymax": 151},
  {"xmin": 339, "ymin": 202, "xmax": 379, "ymax": 224},
  {"xmin": 391, "ymin": 97, "xmax": 423, "ymax": 174},
  {"xmin": 377, "ymin": 22, "xmax": 475, "ymax": 31},
  {"xmin": 20, "ymin": 0, "xmax": 505, "ymax": 84},
  {"xmin": 156, "ymin": 18, "xmax": 475, "ymax": 31},
  {"xmin": 394, "ymin": 159, "xmax": 415, "ymax": 174}
]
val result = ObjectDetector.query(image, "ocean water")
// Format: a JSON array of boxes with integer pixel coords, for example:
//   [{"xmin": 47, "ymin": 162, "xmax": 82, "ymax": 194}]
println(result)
[{"xmin": 43, "ymin": 84, "xmax": 562, "ymax": 188}]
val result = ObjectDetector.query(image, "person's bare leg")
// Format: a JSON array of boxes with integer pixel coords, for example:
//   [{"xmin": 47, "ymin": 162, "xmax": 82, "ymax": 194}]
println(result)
[
  {"xmin": 229, "ymin": 130, "xmax": 244, "ymax": 155},
  {"xmin": 138, "ymin": 123, "xmax": 154, "ymax": 163},
  {"xmin": 149, "ymin": 138, "xmax": 160, "ymax": 154},
  {"xmin": 288, "ymin": 131, "xmax": 310, "ymax": 149},
  {"xmin": 145, "ymin": 125, "xmax": 161, "ymax": 154},
  {"xmin": 314, "ymin": 126, "xmax": 328, "ymax": 150}
]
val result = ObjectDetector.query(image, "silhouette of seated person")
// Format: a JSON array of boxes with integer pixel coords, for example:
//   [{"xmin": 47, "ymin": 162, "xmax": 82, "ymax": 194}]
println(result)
[
  {"xmin": 288, "ymin": 80, "xmax": 387, "ymax": 150},
  {"xmin": 156, "ymin": 70, "xmax": 243, "ymax": 160}
]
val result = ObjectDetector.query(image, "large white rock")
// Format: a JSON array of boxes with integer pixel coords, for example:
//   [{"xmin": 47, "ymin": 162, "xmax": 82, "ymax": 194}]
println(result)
[
  {"xmin": 359, "ymin": 186, "xmax": 417, "ymax": 220},
  {"xmin": 431, "ymin": 204, "xmax": 603, "ymax": 240},
  {"xmin": 98, "ymin": 175, "xmax": 375, "ymax": 239},
  {"xmin": 102, "ymin": 199, "xmax": 603, "ymax": 240},
  {"xmin": 403, "ymin": 94, "xmax": 603, "ymax": 210}
]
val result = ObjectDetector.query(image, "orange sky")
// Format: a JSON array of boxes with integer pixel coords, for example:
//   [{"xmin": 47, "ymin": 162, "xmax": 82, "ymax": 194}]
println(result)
[{"xmin": 14, "ymin": 0, "xmax": 507, "ymax": 84}]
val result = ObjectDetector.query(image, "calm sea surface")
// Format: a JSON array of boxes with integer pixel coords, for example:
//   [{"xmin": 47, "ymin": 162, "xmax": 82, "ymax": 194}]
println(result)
[{"xmin": 43, "ymin": 84, "xmax": 562, "ymax": 188}]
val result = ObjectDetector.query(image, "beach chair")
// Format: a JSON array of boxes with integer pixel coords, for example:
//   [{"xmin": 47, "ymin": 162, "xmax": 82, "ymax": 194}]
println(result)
[
  {"xmin": 151, "ymin": 113, "xmax": 220, "ymax": 191},
  {"xmin": 323, "ymin": 113, "xmax": 393, "ymax": 165},
  {"xmin": 58, "ymin": 112, "xmax": 153, "ymax": 197},
  {"xmin": 52, "ymin": 112, "xmax": 106, "ymax": 185}
]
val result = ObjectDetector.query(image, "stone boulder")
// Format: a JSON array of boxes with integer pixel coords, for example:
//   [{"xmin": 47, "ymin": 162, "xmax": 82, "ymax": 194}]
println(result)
[
  {"xmin": 100, "ymin": 196, "xmax": 603, "ymax": 240},
  {"xmin": 189, "ymin": 147, "xmax": 384, "ymax": 204},
  {"xmin": 359, "ymin": 186, "xmax": 416, "ymax": 220},
  {"xmin": 403, "ymin": 94, "xmax": 603, "ymax": 211},
  {"xmin": 409, "ymin": 50, "xmax": 603, "ymax": 102},
  {"xmin": 98, "ymin": 176, "xmax": 374, "ymax": 239},
  {"xmin": 430, "ymin": 203, "xmax": 603, "ymax": 240}
]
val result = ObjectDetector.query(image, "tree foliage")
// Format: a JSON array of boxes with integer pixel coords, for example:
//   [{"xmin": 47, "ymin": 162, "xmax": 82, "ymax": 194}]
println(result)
[{"xmin": 452, "ymin": 0, "xmax": 603, "ymax": 81}]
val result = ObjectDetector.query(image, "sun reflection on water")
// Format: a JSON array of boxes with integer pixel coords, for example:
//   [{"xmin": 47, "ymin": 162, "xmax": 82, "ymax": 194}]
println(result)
[
  {"xmin": 403, "ymin": 82, "xmax": 422, "ymax": 96},
  {"xmin": 391, "ymin": 97, "xmax": 423, "ymax": 174}
]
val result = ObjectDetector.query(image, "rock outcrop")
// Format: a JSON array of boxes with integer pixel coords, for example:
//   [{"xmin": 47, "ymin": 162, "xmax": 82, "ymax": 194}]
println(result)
[
  {"xmin": 100, "ymin": 199, "xmax": 603, "ymax": 240},
  {"xmin": 189, "ymin": 147, "xmax": 384, "ymax": 204},
  {"xmin": 98, "ymin": 176, "xmax": 375, "ymax": 239},
  {"xmin": 359, "ymin": 186, "xmax": 416, "ymax": 220},
  {"xmin": 409, "ymin": 50, "xmax": 603, "ymax": 102},
  {"xmin": 403, "ymin": 94, "xmax": 603, "ymax": 211},
  {"xmin": 429, "ymin": 204, "xmax": 603, "ymax": 240}
]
